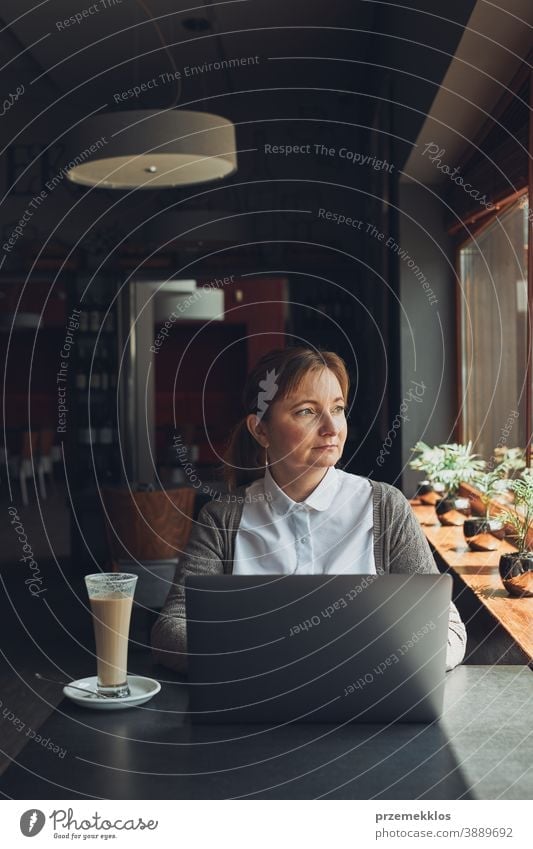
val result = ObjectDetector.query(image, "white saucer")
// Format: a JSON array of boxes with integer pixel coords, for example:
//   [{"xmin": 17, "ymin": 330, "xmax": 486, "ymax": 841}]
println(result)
[{"xmin": 63, "ymin": 675, "xmax": 161, "ymax": 710}]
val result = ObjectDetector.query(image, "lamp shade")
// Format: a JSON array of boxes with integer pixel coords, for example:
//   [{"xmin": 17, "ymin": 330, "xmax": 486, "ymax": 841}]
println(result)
[{"xmin": 64, "ymin": 109, "xmax": 237, "ymax": 189}]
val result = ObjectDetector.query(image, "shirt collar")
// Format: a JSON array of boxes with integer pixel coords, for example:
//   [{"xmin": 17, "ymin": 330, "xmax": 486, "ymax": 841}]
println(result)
[{"xmin": 264, "ymin": 465, "xmax": 340, "ymax": 516}]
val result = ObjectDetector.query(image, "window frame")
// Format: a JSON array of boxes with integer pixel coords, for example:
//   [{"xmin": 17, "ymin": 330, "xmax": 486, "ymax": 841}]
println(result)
[
  {"xmin": 455, "ymin": 189, "xmax": 530, "ymax": 457},
  {"xmin": 453, "ymin": 61, "xmax": 532, "ymax": 463}
]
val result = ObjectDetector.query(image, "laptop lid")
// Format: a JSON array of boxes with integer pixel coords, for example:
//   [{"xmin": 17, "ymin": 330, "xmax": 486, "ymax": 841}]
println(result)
[{"xmin": 185, "ymin": 573, "xmax": 452, "ymax": 724}]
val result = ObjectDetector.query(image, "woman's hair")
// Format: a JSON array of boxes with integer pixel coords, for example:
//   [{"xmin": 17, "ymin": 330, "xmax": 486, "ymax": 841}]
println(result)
[{"xmin": 223, "ymin": 347, "xmax": 350, "ymax": 490}]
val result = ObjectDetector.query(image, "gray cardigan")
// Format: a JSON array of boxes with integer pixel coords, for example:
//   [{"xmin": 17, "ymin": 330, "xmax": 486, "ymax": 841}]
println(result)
[{"xmin": 151, "ymin": 479, "xmax": 467, "ymax": 674}]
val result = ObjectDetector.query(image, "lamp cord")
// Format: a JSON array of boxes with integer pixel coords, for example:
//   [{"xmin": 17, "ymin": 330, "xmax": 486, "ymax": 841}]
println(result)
[{"xmin": 134, "ymin": 0, "xmax": 182, "ymax": 108}]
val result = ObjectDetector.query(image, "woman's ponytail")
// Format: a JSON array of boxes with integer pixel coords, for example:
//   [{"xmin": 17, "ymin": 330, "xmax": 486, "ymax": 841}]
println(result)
[{"xmin": 223, "ymin": 417, "xmax": 266, "ymax": 490}]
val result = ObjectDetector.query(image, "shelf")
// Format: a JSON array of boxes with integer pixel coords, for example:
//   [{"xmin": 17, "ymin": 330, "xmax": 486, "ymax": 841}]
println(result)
[{"xmin": 411, "ymin": 501, "xmax": 533, "ymax": 662}]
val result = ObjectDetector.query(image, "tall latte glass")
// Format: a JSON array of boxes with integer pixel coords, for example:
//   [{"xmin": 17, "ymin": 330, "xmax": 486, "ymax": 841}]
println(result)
[{"xmin": 84, "ymin": 573, "xmax": 138, "ymax": 698}]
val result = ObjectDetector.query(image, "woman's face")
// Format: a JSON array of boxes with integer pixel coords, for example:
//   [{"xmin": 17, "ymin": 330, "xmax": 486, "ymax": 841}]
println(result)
[{"xmin": 248, "ymin": 367, "xmax": 347, "ymax": 482}]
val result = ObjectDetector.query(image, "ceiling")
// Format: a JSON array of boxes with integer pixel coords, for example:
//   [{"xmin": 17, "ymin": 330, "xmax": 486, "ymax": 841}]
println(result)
[
  {"xmin": 403, "ymin": 0, "xmax": 533, "ymax": 182},
  {"xmin": 1, "ymin": 1, "xmax": 378, "ymax": 111},
  {"xmin": 4, "ymin": 0, "xmax": 528, "ymax": 262},
  {"xmin": 0, "ymin": 0, "xmax": 481, "ymax": 160}
]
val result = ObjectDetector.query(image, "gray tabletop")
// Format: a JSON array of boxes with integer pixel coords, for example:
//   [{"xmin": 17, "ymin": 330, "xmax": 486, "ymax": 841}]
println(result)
[
  {"xmin": 439, "ymin": 665, "xmax": 533, "ymax": 800},
  {"xmin": 1, "ymin": 662, "xmax": 532, "ymax": 800}
]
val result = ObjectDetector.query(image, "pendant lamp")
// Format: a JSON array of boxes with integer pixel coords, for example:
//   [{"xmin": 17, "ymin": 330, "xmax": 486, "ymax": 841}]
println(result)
[{"xmin": 65, "ymin": 109, "xmax": 237, "ymax": 189}]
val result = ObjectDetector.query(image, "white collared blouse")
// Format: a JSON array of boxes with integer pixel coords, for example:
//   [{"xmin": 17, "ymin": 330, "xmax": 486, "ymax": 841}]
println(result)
[{"xmin": 232, "ymin": 466, "xmax": 376, "ymax": 575}]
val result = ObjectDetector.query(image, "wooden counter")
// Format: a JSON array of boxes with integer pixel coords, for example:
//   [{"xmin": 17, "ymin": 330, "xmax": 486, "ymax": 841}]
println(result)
[{"xmin": 412, "ymin": 502, "xmax": 533, "ymax": 662}]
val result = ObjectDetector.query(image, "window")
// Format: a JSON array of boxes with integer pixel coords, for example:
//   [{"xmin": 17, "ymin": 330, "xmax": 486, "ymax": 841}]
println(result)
[{"xmin": 459, "ymin": 195, "xmax": 529, "ymax": 459}]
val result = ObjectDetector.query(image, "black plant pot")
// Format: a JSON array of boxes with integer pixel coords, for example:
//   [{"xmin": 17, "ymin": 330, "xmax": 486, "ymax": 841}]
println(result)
[
  {"xmin": 436, "ymin": 495, "xmax": 471, "ymax": 526},
  {"xmin": 418, "ymin": 481, "xmax": 447, "ymax": 506},
  {"xmin": 463, "ymin": 518, "xmax": 505, "ymax": 551},
  {"xmin": 499, "ymin": 553, "xmax": 533, "ymax": 598}
]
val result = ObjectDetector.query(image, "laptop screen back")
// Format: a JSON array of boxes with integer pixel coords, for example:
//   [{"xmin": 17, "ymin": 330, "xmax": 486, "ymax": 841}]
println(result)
[{"xmin": 185, "ymin": 573, "xmax": 451, "ymax": 724}]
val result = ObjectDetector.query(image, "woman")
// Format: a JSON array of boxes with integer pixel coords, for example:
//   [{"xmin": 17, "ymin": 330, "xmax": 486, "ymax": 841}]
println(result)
[{"xmin": 151, "ymin": 347, "xmax": 466, "ymax": 673}]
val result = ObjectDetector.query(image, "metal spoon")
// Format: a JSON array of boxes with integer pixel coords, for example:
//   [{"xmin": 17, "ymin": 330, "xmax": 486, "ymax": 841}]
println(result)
[{"xmin": 35, "ymin": 672, "xmax": 115, "ymax": 699}]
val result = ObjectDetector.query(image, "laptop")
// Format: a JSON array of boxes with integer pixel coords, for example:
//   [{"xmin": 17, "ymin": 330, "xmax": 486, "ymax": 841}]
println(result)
[{"xmin": 185, "ymin": 573, "xmax": 452, "ymax": 724}]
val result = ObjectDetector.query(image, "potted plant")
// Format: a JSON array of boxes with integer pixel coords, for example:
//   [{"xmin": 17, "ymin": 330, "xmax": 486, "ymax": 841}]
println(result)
[
  {"xmin": 432, "ymin": 442, "xmax": 485, "ymax": 526},
  {"xmin": 489, "ymin": 447, "xmax": 526, "ymax": 505},
  {"xmin": 492, "ymin": 446, "xmax": 526, "ymax": 476},
  {"xmin": 408, "ymin": 442, "xmax": 447, "ymax": 505},
  {"xmin": 463, "ymin": 449, "xmax": 523, "ymax": 549},
  {"xmin": 463, "ymin": 468, "xmax": 507, "ymax": 551},
  {"xmin": 498, "ymin": 471, "xmax": 533, "ymax": 597}
]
